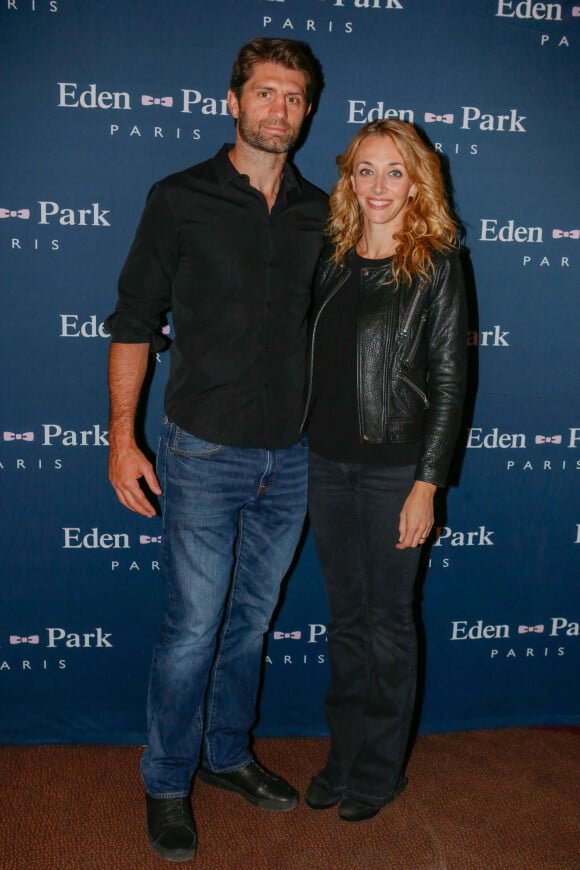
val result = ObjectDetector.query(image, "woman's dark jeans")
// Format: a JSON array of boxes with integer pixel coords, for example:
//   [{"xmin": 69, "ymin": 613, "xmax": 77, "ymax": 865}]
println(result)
[{"xmin": 308, "ymin": 451, "xmax": 422, "ymax": 807}]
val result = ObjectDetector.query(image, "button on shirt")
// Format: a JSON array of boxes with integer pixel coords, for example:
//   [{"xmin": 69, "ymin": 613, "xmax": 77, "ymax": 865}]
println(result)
[{"xmin": 106, "ymin": 145, "xmax": 328, "ymax": 449}]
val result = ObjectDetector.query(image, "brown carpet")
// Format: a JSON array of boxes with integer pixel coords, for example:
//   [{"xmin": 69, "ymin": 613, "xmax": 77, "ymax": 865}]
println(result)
[{"xmin": 1, "ymin": 729, "xmax": 579, "ymax": 869}]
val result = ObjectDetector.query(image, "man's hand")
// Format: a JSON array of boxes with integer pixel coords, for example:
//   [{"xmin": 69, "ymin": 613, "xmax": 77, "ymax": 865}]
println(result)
[
  {"xmin": 109, "ymin": 443, "xmax": 161, "ymax": 518},
  {"xmin": 396, "ymin": 480, "xmax": 437, "ymax": 550}
]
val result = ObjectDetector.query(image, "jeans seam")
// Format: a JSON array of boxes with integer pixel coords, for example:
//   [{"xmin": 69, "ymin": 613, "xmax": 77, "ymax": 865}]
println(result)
[
  {"xmin": 204, "ymin": 508, "xmax": 245, "ymax": 770},
  {"xmin": 171, "ymin": 424, "xmax": 225, "ymax": 457}
]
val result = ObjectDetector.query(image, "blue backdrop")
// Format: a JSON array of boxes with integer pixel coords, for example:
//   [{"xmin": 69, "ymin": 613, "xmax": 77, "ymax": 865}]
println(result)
[{"xmin": 1, "ymin": 0, "xmax": 578, "ymax": 744}]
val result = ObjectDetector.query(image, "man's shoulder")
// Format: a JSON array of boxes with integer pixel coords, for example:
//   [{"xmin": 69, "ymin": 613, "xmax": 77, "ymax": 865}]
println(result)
[
  {"xmin": 296, "ymin": 172, "xmax": 328, "ymax": 201},
  {"xmin": 291, "ymin": 165, "xmax": 328, "ymax": 207},
  {"xmin": 154, "ymin": 154, "xmax": 219, "ymax": 193}
]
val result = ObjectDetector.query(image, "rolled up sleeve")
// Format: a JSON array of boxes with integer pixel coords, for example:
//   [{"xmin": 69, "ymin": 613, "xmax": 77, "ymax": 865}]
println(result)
[{"xmin": 105, "ymin": 183, "xmax": 177, "ymax": 351}]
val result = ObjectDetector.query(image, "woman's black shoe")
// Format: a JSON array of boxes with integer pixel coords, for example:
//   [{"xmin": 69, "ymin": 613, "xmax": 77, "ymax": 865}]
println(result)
[
  {"xmin": 305, "ymin": 779, "xmax": 341, "ymax": 810},
  {"xmin": 338, "ymin": 797, "xmax": 381, "ymax": 822}
]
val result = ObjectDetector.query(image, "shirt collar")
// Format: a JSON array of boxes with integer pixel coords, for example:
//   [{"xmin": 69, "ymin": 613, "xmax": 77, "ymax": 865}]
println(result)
[{"xmin": 213, "ymin": 143, "xmax": 300, "ymax": 194}]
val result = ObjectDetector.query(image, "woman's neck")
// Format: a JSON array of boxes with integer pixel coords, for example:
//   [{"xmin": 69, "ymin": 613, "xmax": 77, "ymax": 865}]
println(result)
[{"xmin": 356, "ymin": 228, "xmax": 397, "ymax": 260}]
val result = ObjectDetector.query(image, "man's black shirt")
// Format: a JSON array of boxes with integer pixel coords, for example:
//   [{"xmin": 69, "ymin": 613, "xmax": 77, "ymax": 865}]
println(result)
[{"xmin": 107, "ymin": 145, "xmax": 328, "ymax": 448}]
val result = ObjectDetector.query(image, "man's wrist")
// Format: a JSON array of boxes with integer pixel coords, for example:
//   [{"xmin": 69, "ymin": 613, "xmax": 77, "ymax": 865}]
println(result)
[{"xmin": 108, "ymin": 424, "xmax": 137, "ymax": 451}]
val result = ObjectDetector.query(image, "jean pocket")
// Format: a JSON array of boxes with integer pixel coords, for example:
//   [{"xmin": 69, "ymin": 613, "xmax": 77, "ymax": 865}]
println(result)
[{"xmin": 168, "ymin": 425, "xmax": 225, "ymax": 457}]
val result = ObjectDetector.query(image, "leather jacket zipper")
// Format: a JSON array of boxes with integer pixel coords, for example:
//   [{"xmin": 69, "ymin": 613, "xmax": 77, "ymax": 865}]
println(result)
[
  {"xmin": 400, "ymin": 284, "xmax": 424, "ymax": 339},
  {"xmin": 403, "ymin": 309, "xmax": 428, "ymax": 368},
  {"xmin": 300, "ymin": 269, "xmax": 351, "ymax": 432},
  {"xmin": 400, "ymin": 373, "xmax": 429, "ymax": 408}
]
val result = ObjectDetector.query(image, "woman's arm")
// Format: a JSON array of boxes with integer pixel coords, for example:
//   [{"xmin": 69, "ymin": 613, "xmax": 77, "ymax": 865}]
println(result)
[{"xmin": 414, "ymin": 250, "xmax": 468, "ymax": 488}]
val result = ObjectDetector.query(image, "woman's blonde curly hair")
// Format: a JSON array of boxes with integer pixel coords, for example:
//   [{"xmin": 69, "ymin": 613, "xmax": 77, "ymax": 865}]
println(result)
[{"xmin": 328, "ymin": 119, "xmax": 459, "ymax": 284}]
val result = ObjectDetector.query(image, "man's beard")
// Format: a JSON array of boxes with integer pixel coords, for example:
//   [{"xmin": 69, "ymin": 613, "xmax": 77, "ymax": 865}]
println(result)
[{"xmin": 237, "ymin": 110, "xmax": 299, "ymax": 154}]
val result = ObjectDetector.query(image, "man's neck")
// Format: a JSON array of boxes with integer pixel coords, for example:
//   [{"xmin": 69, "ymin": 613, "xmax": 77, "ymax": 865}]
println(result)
[{"xmin": 228, "ymin": 140, "xmax": 288, "ymax": 211}]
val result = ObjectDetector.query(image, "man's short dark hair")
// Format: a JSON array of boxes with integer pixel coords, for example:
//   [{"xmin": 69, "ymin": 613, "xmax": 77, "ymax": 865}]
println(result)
[{"xmin": 229, "ymin": 38, "xmax": 324, "ymax": 108}]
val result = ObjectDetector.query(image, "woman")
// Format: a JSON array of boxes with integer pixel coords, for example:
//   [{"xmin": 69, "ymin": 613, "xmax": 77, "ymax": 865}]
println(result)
[{"xmin": 303, "ymin": 119, "xmax": 467, "ymax": 822}]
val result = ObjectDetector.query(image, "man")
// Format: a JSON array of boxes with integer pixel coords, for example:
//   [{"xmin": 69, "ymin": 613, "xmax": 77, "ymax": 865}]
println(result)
[{"xmin": 106, "ymin": 38, "xmax": 327, "ymax": 862}]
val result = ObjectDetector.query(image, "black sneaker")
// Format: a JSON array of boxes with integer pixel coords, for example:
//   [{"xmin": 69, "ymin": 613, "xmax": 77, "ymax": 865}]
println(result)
[
  {"xmin": 145, "ymin": 794, "xmax": 197, "ymax": 862},
  {"xmin": 197, "ymin": 760, "xmax": 298, "ymax": 811}
]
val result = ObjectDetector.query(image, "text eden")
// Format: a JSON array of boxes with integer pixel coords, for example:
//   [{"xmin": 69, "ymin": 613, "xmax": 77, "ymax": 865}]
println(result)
[
  {"xmin": 496, "ymin": 0, "xmax": 562, "ymax": 20},
  {"xmin": 60, "ymin": 315, "xmax": 109, "ymax": 338},
  {"xmin": 480, "ymin": 220, "xmax": 542, "ymax": 243},
  {"xmin": 62, "ymin": 528, "xmax": 129, "ymax": 549}
]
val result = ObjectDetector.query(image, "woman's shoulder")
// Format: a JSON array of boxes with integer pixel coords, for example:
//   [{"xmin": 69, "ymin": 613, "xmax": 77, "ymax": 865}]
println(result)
[
  {"xmin": 429, "ymin": 242, "xmax": 461, "ymax": 267},
  {"xmin": 425, "ymin": 244, "xmax": 464, "ymax": 287}
]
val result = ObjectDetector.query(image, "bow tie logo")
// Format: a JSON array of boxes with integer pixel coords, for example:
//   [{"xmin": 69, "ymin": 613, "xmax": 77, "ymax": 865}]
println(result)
[
  {"xmin": 140, "ymin": 535, "xmax": 162, "ymax": 544},
  {"xmin": 273, "ymin": 631, "xmax": 302, "ymax": 640},
  {"xmin": 141, "ymin": 95, "xmax": 173, "ymax": 107},
  {"xmin": 10, "ymin": 635, "xmax": 40, "ymax": 644},
  {"xmin": 0, "ymin": 208, "xmax": 30, "ymax": 220},
  {"xmin": 552, "ymin": 229, "xmax": 580, "ymax": 240},
  {"xmin": 424, "ymin": 112, "xmax": 454, "ymax": 124},
  {"xmin": 535, "ymin": 435, "xmax": 562, "ymax": 445},
  {"xmin": 518, "ymin": 625, "xmax": 544, "ymax": 634},
  {"xmin": 4, "ymin": 431, "xmax": 35, "ymax": 442}
]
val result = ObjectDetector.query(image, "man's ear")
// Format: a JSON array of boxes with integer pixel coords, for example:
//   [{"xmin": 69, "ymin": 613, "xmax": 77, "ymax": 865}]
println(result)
[{"xmin": 227, "ymin": 89, "xmax": 240, "ymax": 120}]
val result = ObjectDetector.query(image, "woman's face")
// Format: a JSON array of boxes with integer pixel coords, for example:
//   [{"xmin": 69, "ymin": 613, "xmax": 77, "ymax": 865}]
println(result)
[{"xmin": 350, "ymin": 135, "xmax": 416, "ymax": 234}]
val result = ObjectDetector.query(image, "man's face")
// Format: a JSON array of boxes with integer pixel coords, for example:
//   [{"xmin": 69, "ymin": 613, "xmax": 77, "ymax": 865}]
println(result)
[{"xmin": 227, "ymin": 61, "xmax": 311, "ymax": 155}]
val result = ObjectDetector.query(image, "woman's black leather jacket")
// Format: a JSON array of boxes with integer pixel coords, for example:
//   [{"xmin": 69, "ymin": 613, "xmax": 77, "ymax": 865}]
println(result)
[{"xmin": 302, "ymin": 246, "xmax": 468, "ymax": 488}]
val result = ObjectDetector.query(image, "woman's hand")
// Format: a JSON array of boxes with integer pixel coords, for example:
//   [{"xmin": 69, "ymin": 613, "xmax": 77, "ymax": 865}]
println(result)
[{"xmin": 396, "ymin": 480, "xmax": 437, "ymax": 549}]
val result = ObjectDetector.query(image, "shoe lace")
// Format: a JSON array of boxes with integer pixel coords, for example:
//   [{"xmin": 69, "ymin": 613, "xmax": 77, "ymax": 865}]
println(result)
[{"xmin": 160, "ymin": 799, "xmax": 192, "ymax": 829}]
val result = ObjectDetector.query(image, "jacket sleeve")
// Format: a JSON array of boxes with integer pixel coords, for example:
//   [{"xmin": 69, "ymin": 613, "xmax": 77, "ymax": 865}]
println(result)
[
  {"xmin": 105, "ymin": 182, "xmax": 178, "ymax": 351},
  {"xmin": 415, "ymin": 250, "xmax": 467, "ymax": 487}
]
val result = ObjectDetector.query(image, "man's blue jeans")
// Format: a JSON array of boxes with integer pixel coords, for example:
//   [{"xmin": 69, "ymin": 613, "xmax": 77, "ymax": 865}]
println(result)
[
  {"xmin": 141, "ymin": 418, "xmax": 308, "ymax": 798},
  {"xmin": 308, "ymin": 452, "xmax": 421, "ymax": 807}
]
